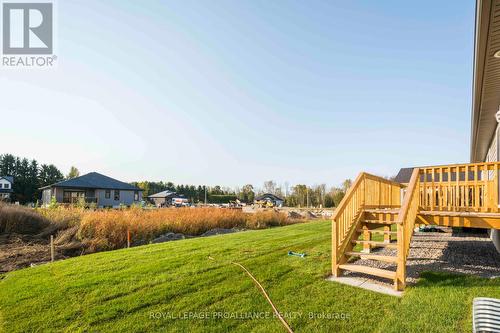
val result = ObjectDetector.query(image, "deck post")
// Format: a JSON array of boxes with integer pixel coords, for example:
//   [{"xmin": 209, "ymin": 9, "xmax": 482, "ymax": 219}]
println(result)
[
  {"xmin": 495, "ymin": 163, "xmax": 499, "ymax": 213},
  {"xmin": 362, "ymin": 224, "xmax": 371, "ymax": 253},
  {"xmin": 332, "ymin": 220, "xmax": 340, "ymax": 277},
  {"xmin": 383, "ymin": 225, "xmax": 390, "ymax": 243},
  {"xmin": 395, "ymin": 224, "xmax": 405, "ymax": 291}
]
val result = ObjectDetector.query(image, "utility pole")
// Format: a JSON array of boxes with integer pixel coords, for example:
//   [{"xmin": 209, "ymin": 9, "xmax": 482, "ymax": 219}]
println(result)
[
  {"xmin": 306, "ymin": 188, "xmax": 310, "ymax": 208},
  {"xmin": 204, "ymin": 186, "xmax": 207, "ymax": 205}
]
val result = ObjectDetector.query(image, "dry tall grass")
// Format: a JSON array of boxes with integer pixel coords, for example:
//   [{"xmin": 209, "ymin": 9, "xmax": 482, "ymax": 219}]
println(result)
[
  {"xmin": 78, "ymin": 207, "xmax": 293, "ymax": 251},
  {"xmin": 0, "ymin": 205, "xmax": 298, "ymax": 252},
  {"xmin": 0, "ymin": 202, "xmax": 49, "ymax": 234}
]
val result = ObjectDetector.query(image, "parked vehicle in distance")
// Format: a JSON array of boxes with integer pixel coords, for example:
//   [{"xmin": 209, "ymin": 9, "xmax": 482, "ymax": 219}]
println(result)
[{"xmin": 172, "ymin": 197, "xmax": 189, "ymax": 207}]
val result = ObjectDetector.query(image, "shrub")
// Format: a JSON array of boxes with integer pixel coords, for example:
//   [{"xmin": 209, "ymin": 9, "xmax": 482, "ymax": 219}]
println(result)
[{"xmin": 246, "ymin": 211, "xmax": 289, "ymax": 229}]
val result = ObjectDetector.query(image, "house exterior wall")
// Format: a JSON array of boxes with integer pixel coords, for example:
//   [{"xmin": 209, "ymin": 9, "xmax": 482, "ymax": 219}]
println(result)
[
  {"xmin": 0, "ymin": 178, "xmax": 12, "ymax": 190},
  {"xmin": 42, "ymin": 187, "xmax": 142, "ymax": 208},
  {"xmin": 150, "ymin": 197, "xmax": 167, "ymax": 207},
  {"xmin": 54, "ymin": 187, "xmax": 63, "ymax": 203},
  {"xmin": 0, "ymin": 178, "xmax": 12, "ymax": 200},
  {"xmin": 42, "ymin": 188, "xmax": 52, "ymax": 204},
  {"xmin": 485, "ymin": 122, "xmax": 500, "ymax": 252},
  {"xmin": 96, "ymin": 189, "xmax": 142, "ymax": 208}
]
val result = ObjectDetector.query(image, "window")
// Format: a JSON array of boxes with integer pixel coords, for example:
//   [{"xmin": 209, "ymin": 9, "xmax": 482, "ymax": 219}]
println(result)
[
  {"xmin": 134, "ymin": 191, "xmax": 139, "ymax": 201},
  {"xmin": 105, "ymin": 190, "xmax": 110, "ymax": 199},
  {"xmin": 3, "ymin": 183, "xmax": 9, "ymax": 189},
  {"xmin": 63, "ymin": 191, "xmax": 85, "ymax": 204},
  {"xmin": 114, "ymin": 190, "xmax": 120, "ymax": 201}
]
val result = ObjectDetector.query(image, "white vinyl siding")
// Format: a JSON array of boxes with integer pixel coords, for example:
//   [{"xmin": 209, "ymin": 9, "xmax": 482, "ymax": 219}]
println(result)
[{"xmin": 484, "ymin": 122, "xmax": 500, "ymax": 252}]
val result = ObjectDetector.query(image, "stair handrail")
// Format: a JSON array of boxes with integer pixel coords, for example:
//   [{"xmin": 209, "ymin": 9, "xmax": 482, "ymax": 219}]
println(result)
[
  {"xmin": 332, "ymin": 172, "xmax": 366, "ymax": 276},
  {"xmin": 395, "ymin": 167, "xmax": 420, "ymax": 290}
]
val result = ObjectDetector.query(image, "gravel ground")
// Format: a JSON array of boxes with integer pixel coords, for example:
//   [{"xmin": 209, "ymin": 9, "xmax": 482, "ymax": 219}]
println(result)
[{"xmin": 344, "ymin": 228, "xmax": 500, "ymax": 286}]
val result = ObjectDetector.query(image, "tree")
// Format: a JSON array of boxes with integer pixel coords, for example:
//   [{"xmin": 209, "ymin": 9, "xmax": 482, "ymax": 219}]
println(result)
[
  {"xmin": 0, "ymin": 154, "xmax": 63, "ymax": 203},
  {"xmin": 211, "ymin": 186, "xmax": 223, "ymax": 195},
  {"xmin": 39, "ymin": 164, "xmax": 64, "ymax": 187},
  {"xmin": 239, "ymin": 184, "xmax": 255, "ymax": 203},
  {"xmin": 263, "ymin": 180, "xmax": 277, "ymax": 195},
  {"xmin": 342, "ymin": 179, "xmax": 352, "ymax": 192},
  {"xmin": 67, "ymin": 166, "xmax": 80, "ymax": 179},
  {"xmin": 331, "ymin": 187, "xmax": 345, "ymax": 207},
  {"xmin": 0, "ymin": 154, "xmax": 16, "ymax": 175}
]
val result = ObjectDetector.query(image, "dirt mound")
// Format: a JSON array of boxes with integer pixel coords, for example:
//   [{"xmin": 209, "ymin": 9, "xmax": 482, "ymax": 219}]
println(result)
[
  {"xmin": 288, "ymin": 211, "xmax": 304, "ymax": 219},
  {"xmin": 151, "ymin": 232, "xmax": 185, "ymax": 244},
  {"xmin": 307, "ymin": 211, "xmax": 318, "ymax": 219},
  {"xmin": 201, "ymin": 228, "xmax": 242, "ymax": 237}
]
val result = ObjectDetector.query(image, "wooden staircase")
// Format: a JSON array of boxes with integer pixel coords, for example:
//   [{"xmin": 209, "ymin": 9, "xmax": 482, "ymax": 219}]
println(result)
[
  {"xmin": 332, "ymin": 162, "xmax": 500, "ymax": 291},
  {"xmin": 337, "ymin": 208, "xmax": 400, "ymax": 284},
  {"xmin": 332, "ymin": 170, "xmax": 420, "ymax": 291}
]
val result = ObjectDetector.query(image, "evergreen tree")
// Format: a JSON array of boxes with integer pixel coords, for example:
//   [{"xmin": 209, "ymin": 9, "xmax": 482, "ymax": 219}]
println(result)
[{"xmin": 39, "ymin": 164, "xmax": 64, "ymax": 187}]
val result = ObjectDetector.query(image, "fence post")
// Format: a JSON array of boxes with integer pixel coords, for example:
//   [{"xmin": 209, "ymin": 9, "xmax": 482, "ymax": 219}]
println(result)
[{"xmin": 50, "ymin": 235, "xmax": 55, "ymax": 262}]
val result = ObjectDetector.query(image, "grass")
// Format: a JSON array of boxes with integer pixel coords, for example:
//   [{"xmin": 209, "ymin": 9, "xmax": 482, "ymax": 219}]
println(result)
[{"xmin": 1, "ymin": 220, "xmax": 499, "ymax": 332}]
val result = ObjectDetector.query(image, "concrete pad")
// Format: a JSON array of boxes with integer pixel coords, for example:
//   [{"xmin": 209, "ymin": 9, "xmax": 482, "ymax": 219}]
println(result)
[{"xmin": 326, "ymin": 276, "xmax": 403, "ymax": 297}]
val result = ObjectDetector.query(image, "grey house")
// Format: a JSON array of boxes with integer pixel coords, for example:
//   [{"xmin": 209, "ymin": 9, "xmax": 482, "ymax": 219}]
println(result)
[
  {"xmin": 148, "ymin": 190, "xmax": 178, "ymax": 207},
  {"xmin": 255, "ymin": 193, "xmax": 284, "ymax": 207},
  {"xmin": 0, "ymin": 176, "xmax": 14, "ymax": 201},
  {"xmin": 40, "ymin": 172, "xmax": 142, "ymax": 208}
]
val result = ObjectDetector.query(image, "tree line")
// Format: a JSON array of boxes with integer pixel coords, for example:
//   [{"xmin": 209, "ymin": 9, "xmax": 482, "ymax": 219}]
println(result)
[
  {"xmin": 1, "ymin": 153, "xmax": 353, "ymax": 207},
  {"xmin": 131, "ymin": 181, "xmax": 239, "ymax": 204},
  {"xmin": 0, "ymin": 154, "xmax": 64, "ymax": 203},
  {"xmin": 256, "ymin": 180, "xmax": 352, "ymax": 208},
  {"xmin": 134, "ymin": 180, "xmax": 353, "ymax": 207}
]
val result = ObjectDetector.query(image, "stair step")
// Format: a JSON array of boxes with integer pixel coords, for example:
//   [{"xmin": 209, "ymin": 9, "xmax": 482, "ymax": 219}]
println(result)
[
  {"xmin": 361, "ymin": 220, "xmax": 398, "ymax": 225},
  {"xmin": 364, "ymin": 209, "xmax": 400, "ymax": 215},
  {"xmin": 338, "ymin": 264, "xmax": 397, "ymax": 279},
  {"xmin": 352, "ymin": 240, "xmax": 398, "ymax": 248},
  {"xmin": 345, "ymin": 251, "xmax": 398, "ymax": 263},
  {"xmin": 357, "ymin": 229, "xmax": 397, "ymax": 235}
]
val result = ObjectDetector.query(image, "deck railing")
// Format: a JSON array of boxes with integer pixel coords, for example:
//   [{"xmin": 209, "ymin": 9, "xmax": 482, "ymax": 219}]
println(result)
[
  {"xmin": 419, "ymin": 162, "xmax": 500, "ymax": 212},
  {"xmin": 395, "ymin": 168, "xmax": 420, "ymax": 290},
  {"xmin": 332, "ymin": 172, "xmax": 404, "ymax": 276}
]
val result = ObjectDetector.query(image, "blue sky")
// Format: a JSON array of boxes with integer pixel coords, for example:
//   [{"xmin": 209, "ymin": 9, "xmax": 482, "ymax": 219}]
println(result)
[{"xmin": 1, "ymin": 0, "xmax": 475, "ymax": 188}]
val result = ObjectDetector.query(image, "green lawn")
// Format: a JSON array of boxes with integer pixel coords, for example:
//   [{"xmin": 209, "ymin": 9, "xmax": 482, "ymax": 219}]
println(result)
[{"xmin": 1, "ymin": 221, "xmax": 498, "ymax": 332}]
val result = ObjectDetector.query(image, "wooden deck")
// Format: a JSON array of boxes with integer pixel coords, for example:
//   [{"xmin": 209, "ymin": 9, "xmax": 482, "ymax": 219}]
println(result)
[
  {"xmin": 332, "ymin": 162, "xmax": 500, "ymax": 291},
  {"xmin": 418, "ymin": 210, "xmax": 500, "ymax": 229}
]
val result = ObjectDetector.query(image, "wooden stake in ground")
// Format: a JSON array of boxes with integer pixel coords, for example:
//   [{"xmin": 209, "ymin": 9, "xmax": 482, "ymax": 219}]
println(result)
[{"xmin": 50, "ymin": 235, "xmax": 55, "ymax": 262}]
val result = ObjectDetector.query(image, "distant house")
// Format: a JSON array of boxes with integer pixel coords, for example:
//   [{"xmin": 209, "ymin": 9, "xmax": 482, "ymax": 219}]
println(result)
[
  {"xmin": 0, "ymin": 176, "xmax": 13, "ymax": 201},
  {"xmin": 148, "ymin": 190, "xmax": 179, "ymax": 207},
  {"xmin": 40, "ymin": 172, "xmax": 142, "ymax": 208},
  {"xmin": 394, "ymin": 167, "xmax": 414, "ymax": 184},
  {"xmin": 255, "ymin": 193, "xmax": 284, "ymax": 207}
]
